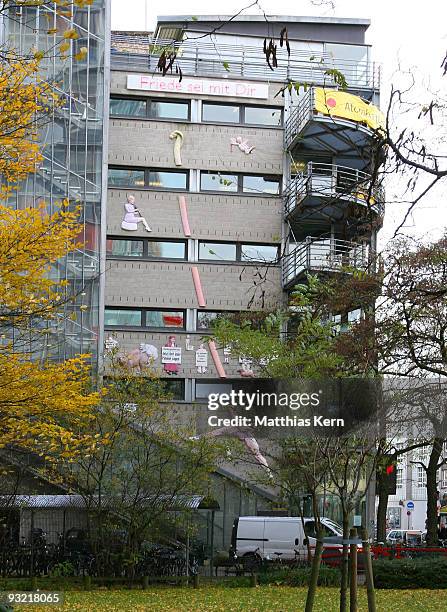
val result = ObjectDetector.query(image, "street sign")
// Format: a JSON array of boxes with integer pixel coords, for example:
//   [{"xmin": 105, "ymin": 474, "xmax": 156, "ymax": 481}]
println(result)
[{"xmin": 406, "ymin": 500, "xmax": 415, "ymax": 510}]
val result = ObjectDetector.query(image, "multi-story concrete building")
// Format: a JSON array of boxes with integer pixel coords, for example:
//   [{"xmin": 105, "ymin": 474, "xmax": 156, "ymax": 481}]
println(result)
[
  {"xmin": 105, "ymin": 15, "xmax": 384, "ymax": 546},
  {"xmin": 386, "ymin": 442, "xmax": 447, "ymax": 532}
]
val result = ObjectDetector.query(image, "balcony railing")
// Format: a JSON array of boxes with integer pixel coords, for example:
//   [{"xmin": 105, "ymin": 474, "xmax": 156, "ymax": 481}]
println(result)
[
  {"xmin": 282, "ymin": 237, "xmax": 369, "ymax": 287},
  {"xmin": 284, "ymin": 162, "xmax": 385, "ymax": 217},
  {"xmin": 111, "ymin": 34, "xmax": 380, "ymax": 91},
  {"xmin": 284, "ymin": 88, "xmax": 382, "ymax": 150}
]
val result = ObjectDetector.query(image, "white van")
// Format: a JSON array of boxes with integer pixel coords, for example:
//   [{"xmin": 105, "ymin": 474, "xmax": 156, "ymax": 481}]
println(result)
[{"xmin": 231, "ymin": 516, "xmax": 345, "ymax": 561}]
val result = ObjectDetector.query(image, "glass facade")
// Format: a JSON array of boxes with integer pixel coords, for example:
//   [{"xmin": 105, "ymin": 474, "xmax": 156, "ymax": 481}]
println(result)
[{"xmin": 4, "ymin": 2, "xmax": 109, "ymax": 367}]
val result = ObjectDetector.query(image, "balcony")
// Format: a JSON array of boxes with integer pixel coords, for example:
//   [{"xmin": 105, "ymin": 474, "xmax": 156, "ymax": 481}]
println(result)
[
  {"xmin": 282, "ymin": 237, "xmax": 370, "ymax": 288},
  {"xmin": 284, "ymin": 87, "xmax": 383, "ymax": 154},
  {"xmin": 284, "ymin": 162, "xmax": 385, "ymax": 220},
  {"xmin": 111, "ymin": 34, "xmax": 380, "ymax": 91}
]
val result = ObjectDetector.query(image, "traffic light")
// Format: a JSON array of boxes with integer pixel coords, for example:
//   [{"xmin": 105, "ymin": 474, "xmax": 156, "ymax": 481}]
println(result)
[{"xmin": 376, "ymin": 455, "xmax": 397, "ymax": 495}]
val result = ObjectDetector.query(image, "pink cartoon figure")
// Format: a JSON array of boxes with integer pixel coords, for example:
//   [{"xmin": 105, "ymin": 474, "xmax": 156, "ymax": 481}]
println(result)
[
  {"xmin": 162, "ymin": 335, "xmax": 180, "ymax": 375},
  {"xmin": 121, "ymin": 194, "xmax": 152, "ymax": 232}
]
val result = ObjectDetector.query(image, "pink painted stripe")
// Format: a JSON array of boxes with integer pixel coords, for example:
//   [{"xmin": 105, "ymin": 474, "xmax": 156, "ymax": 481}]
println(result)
[
  {"xmin": 178, "ymin": 195, "xmax": 191, "ymax": 237},
  {"xmin": 191, "ymin": 266, "xmax": 206, "ymax": 307},
  {"xmin": 209, "ymin": 341, "xmax": 227, "ymax": 378}
]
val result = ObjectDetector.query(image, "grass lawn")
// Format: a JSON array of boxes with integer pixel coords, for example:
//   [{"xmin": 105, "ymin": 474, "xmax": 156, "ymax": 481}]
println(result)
[{"xmin": 12, "ymin": 586, "xmax": 447, "ymax": 611}]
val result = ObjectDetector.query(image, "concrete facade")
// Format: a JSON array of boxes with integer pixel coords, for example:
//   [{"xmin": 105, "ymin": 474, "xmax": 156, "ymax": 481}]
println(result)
[{"xmin": 106, "ymin": 17, "xmax": 382, "ymax": 546}]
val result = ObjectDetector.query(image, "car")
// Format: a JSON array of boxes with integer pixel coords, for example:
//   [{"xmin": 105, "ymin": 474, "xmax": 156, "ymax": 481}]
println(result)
[{"xmin": 386, "ymin": 529, "xmax": 423, "ymax": 545}]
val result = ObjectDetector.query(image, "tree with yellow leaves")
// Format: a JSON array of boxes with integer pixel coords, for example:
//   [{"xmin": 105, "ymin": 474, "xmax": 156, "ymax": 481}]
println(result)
[
  {"xmin": 0, "ymin": 1, "xmax": 102, "ymax": 463},
  {"xmin": 0, "ymin": 203, "xmax": 100, "ymax": 457}
]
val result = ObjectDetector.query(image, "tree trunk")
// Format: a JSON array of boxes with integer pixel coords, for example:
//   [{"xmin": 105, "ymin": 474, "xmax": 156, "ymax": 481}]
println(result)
[
  {"xmin": 340, "ymin": 513, "xmax": 349, "ymax": 612},
  {"xmin": 375, "ymin": 468, "xmax": 389, "ymax": 543},
  {"xmin": 349, "ymin": 528, "xmax": 358, "ymax": 612},
  {"xmin": 426, "ymin": 437, "xmax": 442, "ymax": 546},
  {"xmin": 305, "ymin": 528, "xmax": 324, "ymax": 612},
  {"xmin": 361, "ymin": 528, "xmax": 377, "ymax": 612}
]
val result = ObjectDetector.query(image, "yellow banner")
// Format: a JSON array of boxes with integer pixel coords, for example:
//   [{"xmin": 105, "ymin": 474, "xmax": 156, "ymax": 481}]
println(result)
[{"xmin": 314, "ymin": 88, "xmax": 385, "ymax": 131}]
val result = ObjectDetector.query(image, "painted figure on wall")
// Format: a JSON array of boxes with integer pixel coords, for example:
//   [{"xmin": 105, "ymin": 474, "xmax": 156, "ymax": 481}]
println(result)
[
  {"xmin": 118, "ymin": 343, "xmax": 158, "ymax": 372},
  {"xmin": 195, "ymin": 343, "xmax": 208, "ymax": 374},
  {"xmin": 121, "ymin": 194, "xmax": 152, "ymax": 232},
  {"xmin": 230, "ymin": 136, "xmax": 255, "ymax": 155},
  {"xmin": 162, "ymin": 335, "xmax": 180, "ymax": 375}
]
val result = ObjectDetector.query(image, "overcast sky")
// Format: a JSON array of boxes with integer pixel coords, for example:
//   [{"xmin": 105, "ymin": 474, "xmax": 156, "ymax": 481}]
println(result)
[{"xmin": 110, "ymin": 0, "xmax": 447, "ymax": 243}]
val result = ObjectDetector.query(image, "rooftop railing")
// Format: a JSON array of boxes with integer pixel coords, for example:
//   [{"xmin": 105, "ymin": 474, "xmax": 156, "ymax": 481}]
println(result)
[
  {"xmin": 111, "ymin": 34, "xmax": 380, "ymax": 91},
  {"xmin": 284, "ymin": 162, "xmax": 385, "ymax": 217},
  {"xmin": 282, "ymin": 236, "xmax": 369, "ymax": 287}
]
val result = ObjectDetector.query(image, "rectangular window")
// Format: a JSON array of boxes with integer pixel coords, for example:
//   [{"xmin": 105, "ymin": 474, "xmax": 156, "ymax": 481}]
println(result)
[
  {"xmin": 150, "ymin": 100, "xmax": 189, "ymax": 120},
  {"xmin": 202, "ymin": 103, "xmax": 240, "ymax": 123},
  {"xmin": 148, "ymin": 170, "xmax": 188, "ymax": 190},
  {"xmin": 396, "ymin": 468, "xmax": 403, "ymax": 488},
  {"xmin": 104, "ymin": 308, "xmax": 142, "ymax": 327},
  {"xmin": 442, "ymin": 469, "xmax": 447, "ymax": 489},
  {"xmin": 145, "ymin": 310, "xmax": 185, "ymax": 329},
  {"xmin": 146, "ymin": 240, "xmax": 186, "ymax": 259},
  {"xmin": 108, "ymin": 167, "xmax": 145, "ymax": 187},
  {"xmin": 241, "ymin": 244, "xmax": 278, "ymax": 263},
  {"xmin": 199, "ymin": 242, "xmax": 237, "ymax": 261},
  {"xmin": 107, "ymin": 239, "xmax": 144, "ymax": 258},
  {"xmin": 244, "ymin": 106, "xmax": 282, "ymax": 126},
  {"xmin": 417, "ymin": 466, "xmax": 427, "ymax": 488},
  {"xmin": 195, "ymin": 381, "xmax": 233, "ymax": 399},
  {"xmin": 200, "ymin": 171, "xmax": 238, "ymax": 192},
  {"xmin": 162, "ymin": 379, "xmax": 185, "ymax": 401},
  {"xmin": 197, "ymin": 311, "xmax": 231, "ymax": 330},
  {"xmin": 243, "ymin": 174, "xmax": 280, "ymax": 195},
  {"xmin": 110, "ymin": 97, "xmax": 146, "ymax": 117}
]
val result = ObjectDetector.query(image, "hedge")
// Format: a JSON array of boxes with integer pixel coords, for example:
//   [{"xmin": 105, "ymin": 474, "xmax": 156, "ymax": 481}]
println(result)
[{"xmin": 373, "ymin": 558, "xmax": 447, "ymax": 589}]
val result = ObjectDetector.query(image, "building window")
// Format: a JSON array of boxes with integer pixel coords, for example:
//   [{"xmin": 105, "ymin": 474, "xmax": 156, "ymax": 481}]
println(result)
[
  {"xmin": 110, "ymin": 96, "xmax": 190, "ymax": 120},
  {"xmin": 195, "ymin": 380, "xmax": 234, "ymax": 400},
  {"xmin": 197, "ymin": 311, "xmax": 233, "ymax": 330},
  {"xmin": 162, "ymin": 379, "xmax": 185, "ymax": 401},
  {"xmin": 148, "ymin": 170, "xmax": 188, "ymax": 190},
  {"xmin": 107, "ymin": 238, "xmax": 187, "ymax": 260},
  {"xmin": 417, "ymin": 466, "xmax": 427, "ymax": 488},
  {"xmin": 105, "ymin": 308, "xmax": 185, "ymax": 330},
  {"xmin": 146, "ymin": 240, "xmax": 186, "ymax": 259},
  {"xmin": 243, "ymin": 106, "xmax": 282, "ymax": 126},
  {"xmin": 242, "ymin": 174, "xmax": 280, "ymax": 195},
  {"xmin": 199, "ymin": 242, "xmax": 237, "ymax": 261},
  {"xmin": 396, "ymin": 468, "xmax": 403, "ymax": 488},
  {"xmin": 145, "ymin": 310, "xmax": 185, "ymax": 329},
  {"xmin": 201, "ymin": 102, "xmax": 282, "ymax": 126},
  {"xmin": 200, "ymin": 171, "xmax": 281, "ymax": 195},
  {"xmin": 441, "ymin": 469, "xmax": 447, "ymax": 489},
  {"xmin": 104, "ymin": 308, "xmax": 142, "ymax": 327},
  {"xmin": 241, "ymin": 244, "xmax": 278, "ymax": 263},
  {"xmin": 150, "ymin": 100, "xmax": 189, "ymax": 119},
  {"xmin": 202, "ymin": 103, "xmax": 240, "ymax": 123},
  {"xmin": 198, "ymin": 241, "xmax": 279, "ymax": 263},
  {"xmin": 108, "ymin": 166, "xmax": 188, "ymax": 190},
  {"xmin": 200, "ymin": 171, "xmax": 238, "ymax": 192},
  {"xmin": 107, "ymin": 239, "xmax": 144, "ymax": 258},
  {"xmin": 108, "ymin": 167, "xmax": 145, "ymax": 188},
  {"xmin": 110, "ymin": 97, "xmax": 146, "ymax": 117}
]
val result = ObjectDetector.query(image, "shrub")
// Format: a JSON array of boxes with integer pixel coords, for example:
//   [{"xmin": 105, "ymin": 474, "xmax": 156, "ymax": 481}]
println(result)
[
  {"xmin": 373, "ymin": 558, "xmax": 447, "ymax": 589},
  {"xmin": 50, "ymin": 561, "xmax": 76, "ymax": 577}
]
